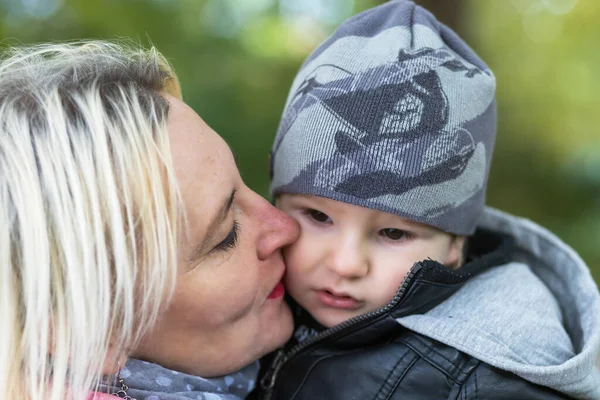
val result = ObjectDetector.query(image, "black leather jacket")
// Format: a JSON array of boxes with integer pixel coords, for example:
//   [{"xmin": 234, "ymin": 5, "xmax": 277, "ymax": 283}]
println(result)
[{"xmin": 254, "ymin": 231, "xmax": 571, "ymax": 400}]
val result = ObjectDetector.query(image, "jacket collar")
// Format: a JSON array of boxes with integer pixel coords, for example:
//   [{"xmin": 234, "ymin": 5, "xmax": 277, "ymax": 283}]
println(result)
[{"xmin": 391, "ymin": 228, "xmax": 513, "ymax": 318}]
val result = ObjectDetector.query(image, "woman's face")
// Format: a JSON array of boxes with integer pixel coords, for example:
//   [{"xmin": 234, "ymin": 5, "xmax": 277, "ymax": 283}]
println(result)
[{"xmin": 132, "ymin": 96, "xmax": 299, "ymax": 377}]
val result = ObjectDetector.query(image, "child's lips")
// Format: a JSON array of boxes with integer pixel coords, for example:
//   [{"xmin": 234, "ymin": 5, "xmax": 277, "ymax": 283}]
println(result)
[{"xmin": 315, "ymin": 289, "xmax": 361, "ymax": 310}]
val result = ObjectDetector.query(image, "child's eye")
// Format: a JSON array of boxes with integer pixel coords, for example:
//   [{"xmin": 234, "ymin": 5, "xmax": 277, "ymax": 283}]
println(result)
[
  {"xmin": 380, "ymin": 228, "xmax": 410, "ymax": 241},
  {"xmin": 305, "ymin": 208, "xmax": 331, "ymax": 223}
]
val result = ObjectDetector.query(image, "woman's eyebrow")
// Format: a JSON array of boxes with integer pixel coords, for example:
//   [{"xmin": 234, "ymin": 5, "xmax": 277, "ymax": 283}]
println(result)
[{"xmin": 189, "ymin": 189, "xmax": 236, "ymax": 262}]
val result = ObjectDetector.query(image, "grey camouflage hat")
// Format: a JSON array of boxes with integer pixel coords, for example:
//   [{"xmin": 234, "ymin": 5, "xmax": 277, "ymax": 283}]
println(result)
[{"xmin": 270, "ymin": 0, "xmax": 496, "ymax": 235}]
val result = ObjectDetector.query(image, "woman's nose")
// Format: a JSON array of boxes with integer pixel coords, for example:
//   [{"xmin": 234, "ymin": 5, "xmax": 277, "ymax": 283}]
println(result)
[
  {"xmin": 325, "ymin": 237, "xmax": 368, "ymax": 279},
  {"xmin": 256, "ymin": 197, "xmax": 299, "ymax": 260}
]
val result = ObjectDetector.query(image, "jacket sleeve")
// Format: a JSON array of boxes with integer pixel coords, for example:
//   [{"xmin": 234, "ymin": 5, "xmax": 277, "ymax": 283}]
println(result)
[{"xmin": 461, "ymin": 364, "xmax": 574, "ymax": 400}]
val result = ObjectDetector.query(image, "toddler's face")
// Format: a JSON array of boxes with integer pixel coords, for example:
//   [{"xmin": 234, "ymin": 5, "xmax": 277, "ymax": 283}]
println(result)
[{"xmin": 277, "ymin": 194, "xmax": 464, "ymax": 328}]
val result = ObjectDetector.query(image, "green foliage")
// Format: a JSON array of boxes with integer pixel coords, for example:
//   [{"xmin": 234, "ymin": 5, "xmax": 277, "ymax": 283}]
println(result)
[
  {"xmin": 1, "ymin": 0, "xmax": 598, "ymax": 280},
  {"xmin": 469, "ymin": 0, "xmax": 600, "ymax": 280}
]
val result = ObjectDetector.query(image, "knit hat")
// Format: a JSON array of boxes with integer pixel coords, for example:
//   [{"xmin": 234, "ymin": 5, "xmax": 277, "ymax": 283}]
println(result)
[
  {"xmin": 270, "ymin": 0, "xmax": 496, "ymax": 235},
  {"xmin": 271, "ymin": 0, "xmax": 496, "ymax": 235}
]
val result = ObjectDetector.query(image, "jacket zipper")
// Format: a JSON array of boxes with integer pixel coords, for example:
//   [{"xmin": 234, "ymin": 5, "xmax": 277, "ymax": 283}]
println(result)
[{"xmin": 259, "ymin": 262, "xmax": 423, "ymax": 400}]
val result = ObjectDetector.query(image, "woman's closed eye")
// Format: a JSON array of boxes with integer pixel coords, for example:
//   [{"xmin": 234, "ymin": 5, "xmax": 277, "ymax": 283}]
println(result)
[
  {"xmin": 213, "ymin": 220, "xmax": 240, "ymax": 252},
  {"xmin": 303, "ymin": 208, "xmax": 332, "ymax": 224},
  {"xmin": 379, "ymin": 228, "xmax": 412, "ymax": 242}
]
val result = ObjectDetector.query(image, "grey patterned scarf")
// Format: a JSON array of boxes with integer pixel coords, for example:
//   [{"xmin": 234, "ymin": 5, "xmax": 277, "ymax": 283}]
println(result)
[{"xmin": 105, "ymin": 358, "xmax": 259, "ymax": 400}]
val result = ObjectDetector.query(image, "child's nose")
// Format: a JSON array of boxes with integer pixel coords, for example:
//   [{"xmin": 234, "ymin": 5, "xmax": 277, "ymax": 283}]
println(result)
[{"xmin": 325, "ymin": 239, "xmax": 368, "ymax": 279}]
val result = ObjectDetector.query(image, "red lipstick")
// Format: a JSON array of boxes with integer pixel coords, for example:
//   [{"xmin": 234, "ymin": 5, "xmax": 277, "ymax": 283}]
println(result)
[{"xmin": 267, "ymin": 282, "xmax": 285, "ymax": 299}]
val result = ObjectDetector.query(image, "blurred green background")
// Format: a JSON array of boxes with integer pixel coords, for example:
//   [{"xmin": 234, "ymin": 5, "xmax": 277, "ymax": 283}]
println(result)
[{"xmin": 1, "ymin": 0, "xmax": 598, "ymax": 281}]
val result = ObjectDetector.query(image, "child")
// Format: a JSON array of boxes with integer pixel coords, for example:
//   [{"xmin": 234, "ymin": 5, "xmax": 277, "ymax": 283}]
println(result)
[{"xmin": 256, "ymin": 1, "xmax": 600, "ymax": 399}]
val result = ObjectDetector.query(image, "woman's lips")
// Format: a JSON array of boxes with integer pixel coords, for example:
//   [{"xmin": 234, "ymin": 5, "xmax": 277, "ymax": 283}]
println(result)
[
  {"xmin": 267, "ymin": 282, "xmax": 285, "ymax": 299},
  {"xmin": 316, "ymin": 290, "xmax": 361, "ymax": 310}
]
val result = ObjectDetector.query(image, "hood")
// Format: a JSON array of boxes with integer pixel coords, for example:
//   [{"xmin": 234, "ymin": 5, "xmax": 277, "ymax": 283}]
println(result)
[{"xmin": 396, "ymin": 207, "xmax": 600, "ymax": 399}]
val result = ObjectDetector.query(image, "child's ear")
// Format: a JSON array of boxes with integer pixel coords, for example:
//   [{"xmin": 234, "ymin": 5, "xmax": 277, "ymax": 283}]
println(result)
[{"xmin": 445, "ymin": 235, "xmax": 466, "ymax": 269}]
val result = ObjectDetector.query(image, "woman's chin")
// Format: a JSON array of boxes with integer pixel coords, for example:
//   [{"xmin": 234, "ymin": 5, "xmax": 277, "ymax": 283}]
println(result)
[
  {"xmin": 259, "ymin": 298, "xmax": 294, "ymax": 353},
  {"xmin": 204, "ymin": 301, "xmax": 294, "ymax": 377},
  {"xmin": 272, "ymin": 300, "xmax": 294, "ymax": 348}
]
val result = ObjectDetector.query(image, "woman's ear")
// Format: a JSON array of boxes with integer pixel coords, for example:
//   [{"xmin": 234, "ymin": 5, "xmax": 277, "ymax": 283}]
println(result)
[
  {"xmin": 445, "ymin": 235, "xmax": 466, "ymax": 269},
  {"xmin": 101, "ymin": 347, "xmax": 127, "ymax": 375}
]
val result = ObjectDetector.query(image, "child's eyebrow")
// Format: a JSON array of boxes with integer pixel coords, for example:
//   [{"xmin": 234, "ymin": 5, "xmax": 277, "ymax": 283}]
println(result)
[
  {"xmin": 291, "ymin": 194, "xmax": 313, "ymax": 200},
  {"xmin": 281, "ymin": 194, "xmax": 315, "ymax": 203}
]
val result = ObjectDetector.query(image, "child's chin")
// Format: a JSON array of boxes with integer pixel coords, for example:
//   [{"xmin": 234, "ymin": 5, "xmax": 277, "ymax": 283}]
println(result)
[{"xmin": 314, "ymin": 310, "xmax": 356, "ymax": 329}]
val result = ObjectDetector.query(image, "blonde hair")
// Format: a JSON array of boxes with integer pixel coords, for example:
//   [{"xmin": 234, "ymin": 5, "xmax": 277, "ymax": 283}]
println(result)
[{"xmin": 0, "ymin": 41, "xmax": 182, "ymax": 399}]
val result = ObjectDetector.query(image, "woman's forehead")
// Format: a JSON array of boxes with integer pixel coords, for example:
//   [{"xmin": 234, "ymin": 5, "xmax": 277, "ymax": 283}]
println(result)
[{"xmin": 167, "ymin": 97, "xmax": 233, "ymax": 178}]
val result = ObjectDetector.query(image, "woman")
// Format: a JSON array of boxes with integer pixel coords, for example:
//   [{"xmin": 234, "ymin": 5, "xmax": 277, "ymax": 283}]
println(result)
[{"xmin": 0, "ymin": 41, "xmax": 297, "ymax": 400}]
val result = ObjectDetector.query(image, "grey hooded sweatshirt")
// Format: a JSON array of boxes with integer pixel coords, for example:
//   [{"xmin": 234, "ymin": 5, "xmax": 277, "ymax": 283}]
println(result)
[{"xmin": 397, "ymin": 207, "xmax": 600, "ymax": 399}]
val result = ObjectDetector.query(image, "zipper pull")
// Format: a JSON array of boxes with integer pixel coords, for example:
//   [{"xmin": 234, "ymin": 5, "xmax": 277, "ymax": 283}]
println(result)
[{"xmin": 260, "ymin": 349, "xmax": 286, "ymax": 390}]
